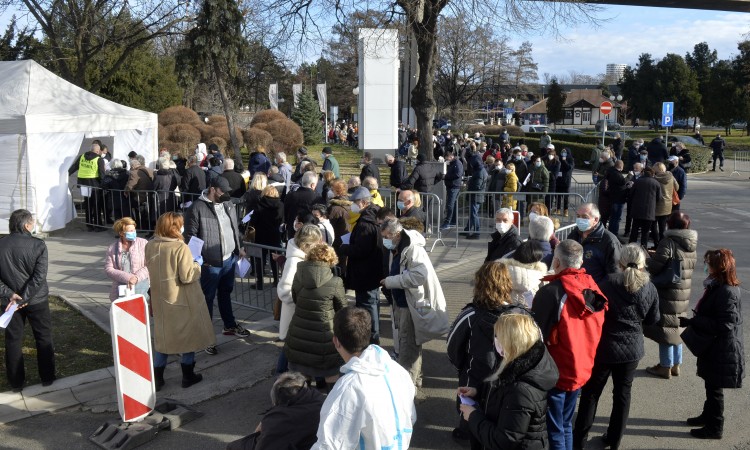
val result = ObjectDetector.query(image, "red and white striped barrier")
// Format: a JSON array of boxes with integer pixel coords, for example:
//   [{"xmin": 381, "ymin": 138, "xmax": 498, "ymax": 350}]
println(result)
[{"xmin": 110, "ymin": 294, "xmax": 155, "ymax": 422}]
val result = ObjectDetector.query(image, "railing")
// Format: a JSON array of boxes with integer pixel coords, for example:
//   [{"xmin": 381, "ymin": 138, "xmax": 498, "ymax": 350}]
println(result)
[
  {"xmin": 377, "ymin": 188, "xmax": 445, "ymax": 252},
  {"xmin": 730, "ymin": 151, "xmax": 750, "ymax": 177},
  {"xmin": 453, "ymin": 190, "xmax": 586, "ymax": 246}
]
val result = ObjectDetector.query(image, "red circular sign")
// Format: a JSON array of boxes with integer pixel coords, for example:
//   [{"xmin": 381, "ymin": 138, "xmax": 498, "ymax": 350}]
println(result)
[{"xmin": 600, "ymin": 101, "xmax": 613, "ymax": 115}]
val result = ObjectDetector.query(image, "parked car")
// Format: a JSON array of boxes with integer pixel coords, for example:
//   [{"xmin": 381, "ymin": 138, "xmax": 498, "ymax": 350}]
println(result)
[
  {"xmin": 595, "ymin": 119, "xmax": 621, "ymax": 132},
  {"xmin": 731, "ymin": 121, "xmax": 747, "ymax": 130},
  {"xmin": 553, "ymin": 128, "xmax": 586, "ymax": 136},
  {"xmin": 439, "ymin": 122, "xmax": 452, "ymax": 130},
  {"xmin": 668, "ymin": 135, "xmax": 704, "ymax": 146},
  {"xmin": 520, "ymin": 125, "xmax": 551, "ymax": 133},
  {"xmin": 604, "ymin": 131, "xmax": 631, "ymax": 140}
]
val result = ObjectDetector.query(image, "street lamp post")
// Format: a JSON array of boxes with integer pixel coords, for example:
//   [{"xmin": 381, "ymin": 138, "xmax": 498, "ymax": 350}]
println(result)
[{"xmin": 609, "ymin": 94, "xmax": 623, "ymax": 125}]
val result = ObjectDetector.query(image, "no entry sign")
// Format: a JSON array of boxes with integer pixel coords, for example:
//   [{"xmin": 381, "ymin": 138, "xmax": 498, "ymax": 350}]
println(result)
[{"xmin": 600, "ymin": 101, "xmax": 613, "ymax": 115}]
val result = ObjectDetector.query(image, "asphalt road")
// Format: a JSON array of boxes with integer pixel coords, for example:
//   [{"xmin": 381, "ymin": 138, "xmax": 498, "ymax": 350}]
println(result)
[{"xmin": 1, "ymin": 173, "xmax": 749, "ymax": 450}]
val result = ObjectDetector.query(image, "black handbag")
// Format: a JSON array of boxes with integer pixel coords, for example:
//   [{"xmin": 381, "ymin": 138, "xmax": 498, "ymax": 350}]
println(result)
[
  {"xmin": 681, "ymin": 325, "xmax": 715, "ymax": 357},
  {"xmin": 651, "ymin": 239, "xmax": 682, "ymax": 288}
]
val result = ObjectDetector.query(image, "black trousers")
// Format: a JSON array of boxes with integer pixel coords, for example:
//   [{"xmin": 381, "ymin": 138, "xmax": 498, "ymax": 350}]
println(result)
[
  {"xmin": 701, "ymin": 379, "xmax": 725, "ymax": 431},
  {"xmin": 712, "ymin": 151, "xmax": 724, "ymax": 169},
  {"xmin": 573, "ymin": 360, "xmax": 639, "ymax": 450},
  {"xmin": 650, "ymin": 215, "xmax": 668, "ymax": 247},
  {"xmin": 629, "ymin": 219, "xmax": 652, "ymax": 248},
  {"xmin": 4, "ymin": 301, "xmax": 55, "ymax": 389}
]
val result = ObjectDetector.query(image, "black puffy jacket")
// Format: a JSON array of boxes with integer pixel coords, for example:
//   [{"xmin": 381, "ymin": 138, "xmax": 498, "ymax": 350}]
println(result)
[
  {"xmin": 596, "ymin": 273, "xmax": 660, "ymax": 364},
  {"xmin": 0, "ymin": 232, "xmax": 49, "ymax": 308},
  {"xmin": 401, "ymin": 161, "xmax": 442, "ymax": 193},
  {"xmin": 486, "ymin": 227, "xmax": 522, "ymax": 262},
  {"xmin": 339, "ymin": 205, "xmax": 383, "ymax": 291},
  {"xmin": 468, "ymin": 340, "xmax": 559, "ymax": 450}
]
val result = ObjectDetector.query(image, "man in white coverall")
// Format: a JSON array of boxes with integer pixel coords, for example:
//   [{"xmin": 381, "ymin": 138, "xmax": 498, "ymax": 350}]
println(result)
[{"xmin": 312, "ymin": 306, "xmax": 417, "ymax": 450}]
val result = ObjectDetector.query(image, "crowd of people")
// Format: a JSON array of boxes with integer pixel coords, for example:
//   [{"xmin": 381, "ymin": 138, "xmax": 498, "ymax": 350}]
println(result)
[{"xmin": 1, "ymin": 130, "xmax": 743, "ymax": 450}]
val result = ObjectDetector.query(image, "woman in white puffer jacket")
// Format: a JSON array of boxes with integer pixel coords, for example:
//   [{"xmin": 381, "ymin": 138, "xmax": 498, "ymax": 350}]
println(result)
[{"xmin": 497, "ymin": 240, "xmax": 548, "ymax": 307}]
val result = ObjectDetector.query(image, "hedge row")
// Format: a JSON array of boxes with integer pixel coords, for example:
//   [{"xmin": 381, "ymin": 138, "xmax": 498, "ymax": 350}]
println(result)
[{"xmin": 526, "ymin": 132, "xmax": 634, "ymax": 148}]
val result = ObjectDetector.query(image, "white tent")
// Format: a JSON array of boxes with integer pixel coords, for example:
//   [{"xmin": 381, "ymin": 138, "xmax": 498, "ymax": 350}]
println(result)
[{"xmin": 0, "ymin": 60, "xmax": 158, "ymax": 233}]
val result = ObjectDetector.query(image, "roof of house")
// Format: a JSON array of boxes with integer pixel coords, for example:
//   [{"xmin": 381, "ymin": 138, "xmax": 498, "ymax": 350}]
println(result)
[{"xmin": 521, "ymin": 89, "xmax": 622, "ymax": 114}]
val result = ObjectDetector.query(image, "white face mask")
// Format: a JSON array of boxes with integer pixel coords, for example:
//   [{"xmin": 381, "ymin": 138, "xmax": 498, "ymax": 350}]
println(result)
[
  {"xmin": 180, "ymin": 226, "xmax": 184, "ymax": 234},
  {"xmin": 548, "ymin": 155, "xmax": 554, "ymax": 160},
  {"xmin": 494, "ymin": 337, "xmax": 505, "ymax": 357},
  {"xmin": 496, "ymin": 222, "xmax": 511, "ymax": 234}
]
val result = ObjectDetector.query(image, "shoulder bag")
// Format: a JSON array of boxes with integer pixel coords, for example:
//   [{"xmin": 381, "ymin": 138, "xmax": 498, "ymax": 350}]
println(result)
[
  {"xmin": 651, "ymin": 239, "xmax": 682, "ymax": 288},
  {"xmin": 681, "ymin": 325, "xmax": 715, "ymax": 357}
]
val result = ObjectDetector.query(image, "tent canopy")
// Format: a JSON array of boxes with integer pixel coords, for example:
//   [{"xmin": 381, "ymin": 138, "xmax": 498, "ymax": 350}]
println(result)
[{"xmin": 0, "ymin": 60, "xmax": 158, "ymax": 233}]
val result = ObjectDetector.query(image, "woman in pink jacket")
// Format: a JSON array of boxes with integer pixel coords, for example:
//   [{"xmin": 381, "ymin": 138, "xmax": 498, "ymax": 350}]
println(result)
[{"xmin": 104, "ymin": 217, "xmax": 150, "ymax": 301}]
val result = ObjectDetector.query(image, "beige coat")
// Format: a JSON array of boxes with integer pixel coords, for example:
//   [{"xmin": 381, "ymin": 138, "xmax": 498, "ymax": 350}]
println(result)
[{"xmin": 145, "ymin": 236, "xmax": 215, "ymax": 354}]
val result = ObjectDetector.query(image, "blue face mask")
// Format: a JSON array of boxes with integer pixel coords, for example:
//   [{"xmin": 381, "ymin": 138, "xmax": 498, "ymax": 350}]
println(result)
[
  {"xmin": 397, "ymin": 201, "xmax": 406, "ymax": 210},
  {"xmin": 124, "ymin": 231, "xmax": 137, "ymax": 241},
  {"xmin": 704, "ymin": 264, "xmax": 708, "ymax": 274},
  {"xmin": 576, "ymin": 218, "xmax": 592, "ymax": 232},
  {"xmin": 321, "ymin": 153, "xmax": 326, "ymax": 160},
  {"xmin": 640, "ymin": 155, "xmax": 647, "ymax": 161},
  {"xmin": 383, "ymin": 238, "xmax": 395, "ymax": 250},
  {"xmin": 561, "ymin": 152, "xmax": 567, "ymax": 157}
]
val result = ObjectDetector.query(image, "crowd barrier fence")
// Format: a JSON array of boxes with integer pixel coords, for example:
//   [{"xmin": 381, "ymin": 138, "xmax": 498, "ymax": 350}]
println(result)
[
  {"xmin": 731, "ymin": 151, "xmax": 750, "ymax": 177},
  {"xmin": 377, "ymin": 188, "xmax": 445, "ymax": 252}
]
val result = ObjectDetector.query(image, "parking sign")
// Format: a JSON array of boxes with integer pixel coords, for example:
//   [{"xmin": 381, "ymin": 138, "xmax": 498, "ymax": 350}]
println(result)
[{"xmin": 662, "ymin": 102, "xmax": 674, "ymax": 127}]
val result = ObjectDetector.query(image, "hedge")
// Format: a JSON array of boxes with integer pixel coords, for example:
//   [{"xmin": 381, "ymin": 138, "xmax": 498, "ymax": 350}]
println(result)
[
  {"xmin": 465, "ymin": 125, "xmax": 525, "ymax": 137},
  {"xmin": 526, "ymin": 132, "xmax": 634, "ymax": 148}
]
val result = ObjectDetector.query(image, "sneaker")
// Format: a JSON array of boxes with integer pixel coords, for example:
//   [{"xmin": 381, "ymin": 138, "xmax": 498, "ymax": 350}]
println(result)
[
  {"xmin": 719, "ymin": 167, "xmax": 724, "ymax": 172},
  {"xmin": 205, "ymin": 345, "xmax": 218, "ymax": 355},
  {"xmin": 223, "ymin": 324, "xmax": 250, "ymax": 337}
]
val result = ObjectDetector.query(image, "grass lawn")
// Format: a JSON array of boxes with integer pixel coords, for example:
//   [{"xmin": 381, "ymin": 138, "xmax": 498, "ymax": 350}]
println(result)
[{"xmin": 0, "ymin": 296, "xmax": 113, "ymax": 392}]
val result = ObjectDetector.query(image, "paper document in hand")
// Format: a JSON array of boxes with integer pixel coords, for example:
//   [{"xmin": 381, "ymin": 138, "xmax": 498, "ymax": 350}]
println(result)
[
  {"xmin": 241, "ymin": 211, "xmax": 254, "ymax": 224},
  {"xmin": 340, "ymin": 233, "xmax": 351, "ymax": 245},
  {"xmin": 187, "ymin": 236, "xmax": 204, "ymax": 260},
  {"xmin": 236, "ymin": 258, "xmax": 251, "ymax": 278},
  {"xmin": 459, "ymin": 395, "xmax": 477, "ymax": 406},
  {"xmin": 0, "ymin": 303, "xmax": 18, "ymax": 328},
  {"xmin": 522, "ymin": 173, "xmax": 531, "ymax": 186}
]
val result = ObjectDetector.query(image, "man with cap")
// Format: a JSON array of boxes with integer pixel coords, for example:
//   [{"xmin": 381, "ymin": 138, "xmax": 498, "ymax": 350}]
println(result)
[
  {"xmin": 667, "ymin": 155, "xmax": 687, "ymax": 210},
  {"xmin": 291, "ymin": 147, "xmax": 311, "ymax": 183},
  {"xmin": 321, "ymin": 147, "xmax": 340, "ymax": 178},
  {"xmin": 184, "ymin": 176, "xmax": 250, "ymax": 355},
  {"xmin": 359, "ymin": 152, "xmax": 380, "ymax": 184},
  {"xmin": 338, "ymin": 187, "xmax": 384, "ymax": 344},
  {"xmin": 202, "ymin": 143, "xmax": 224, "ymax": 168}
]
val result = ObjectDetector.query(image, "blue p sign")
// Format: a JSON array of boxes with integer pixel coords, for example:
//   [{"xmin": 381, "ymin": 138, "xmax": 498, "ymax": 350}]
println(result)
[{"xmin": 662, "ymin": 102, "xmax": 674, "ymax": 127}]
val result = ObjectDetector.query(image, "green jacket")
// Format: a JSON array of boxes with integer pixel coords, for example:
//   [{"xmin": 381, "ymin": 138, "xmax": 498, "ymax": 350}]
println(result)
[
  {"xmin": 323, "ymin": 155, "xmax": 340, "ymax": 178},
  {"xmin": 285, "ymin": 261, "xmax": 347, "ymax": 370}
]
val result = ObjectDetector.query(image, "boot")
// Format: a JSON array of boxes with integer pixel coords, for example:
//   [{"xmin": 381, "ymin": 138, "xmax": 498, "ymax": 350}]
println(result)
[
  {"xmin": 671, "ymin": 364, "xmax": 681, "ymax": 377},
  {"xmin": 154, "ymin": 366, "xmax": 165, "ymax": 392},
  {"xmin": 687, "ymin": 414, "xmax": 706, "ymax": 426},
  {"xmin": 646, "ymin": 364, "xmax": 671, "ymax": 379},
  {"xmin": 181, "ymin": 363, "xmax": 203, "ymax": 388},
  {"xmin": 690, "ymin": 426, "xmax": 723, "ymax": 439}
]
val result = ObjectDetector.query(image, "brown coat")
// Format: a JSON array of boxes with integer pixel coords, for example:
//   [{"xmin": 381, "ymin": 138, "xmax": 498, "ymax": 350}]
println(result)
[
  {"xmin": 654, "ymin": 171, "xmax": 678, "ymax": 217},
  {"xmin": 145, "ymin": 236, "xmax": 215, "ymax": 354}
]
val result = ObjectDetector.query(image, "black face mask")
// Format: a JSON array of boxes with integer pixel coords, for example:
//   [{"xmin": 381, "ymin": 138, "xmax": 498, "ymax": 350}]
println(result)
[{"xmin": 218, "ymin": 193, "xmax": 231, "ymax": 203}]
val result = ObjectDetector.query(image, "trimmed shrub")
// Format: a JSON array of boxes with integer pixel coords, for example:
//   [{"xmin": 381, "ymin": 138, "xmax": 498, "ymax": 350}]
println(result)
[
  {"xmin": 250, "ymin": 110, "xmax": 287, "ymax": 127},
  {"xmin": 158, "ymin": 124, "xmax": 166, "ymax": 142},
  {"xmin": 196, "ymin": 123, "xmax": 214, "ymax": 142},
  {"xmin": 159, "ymin": 106, "xmax": 202, "ymax": 127},
  {"xmin": 166, "ymin": 124, "xmax": 201, "ymax": 144},
  {"xmin": 243, "ymin": 127, "xmax": 274, "ymax": 153},
  {"xmin": 207, "ymin": 114, "xmax": 228, "ymax": 125},
  {"xmin": 686, "ymin": 145, "xmax": 711, "ymax": 173},
  {"xmin": 265, "ymin": 118, "xmax": 304, "ymax": 155},
  {"xmin": 158, "ymin": 140, "xmax": 182, "ymax": 155},
  {"xmin": 253, "ymin": 122, "xmax": 270, "ymax": 132},
  {"xmin": 527, "ymin": 132, "xmax": 634, "ymax": 149}
]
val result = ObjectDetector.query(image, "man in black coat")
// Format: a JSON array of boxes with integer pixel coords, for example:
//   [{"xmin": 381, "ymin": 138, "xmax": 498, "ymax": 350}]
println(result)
[
  {"xmin": 709, "ymin": 134, "xmax": 726, "ymax": 171},
  {"xmin": 568, "ymin": 203, "xmax": 622, "ymax": 286},
  {"xmin": 291, "ymin": 147, "xmax": 311, "ymax": 183},
  {"xmin": 386, "ymin": 154, "xmax": 407, "ymax": 189},
  {"xmin": 646, "ymin": 137, "xmax": 668, "ymax": 165},
  {"xmin": 627, "ymin": 167, "xmax": 660, "ymax": 248},
  {"xmin": 401, "ymin": 154, "xmax": 443, "ymax": 193},
  {"xmin": 283, "ymin": 171, "xmax": 321, "ymax": 240},
  {"xmin": 220, "ymin": 159, "xmax": 247, "ymax": 200},
  {"xmin": 0, "ymin": 209, "xmax": 55, "ymax": 391},
  {"xmin": 441, "ymin": 149, "xmax": 463, "ymax": 229},
  {"xmin": 485, "ymin": 208, "xmax": 521, "ymax": 261},
  {"xmin": 338, "ymin": 187, "xmax": 383, "ymax": 344},
  {"xmin": 180, "ymin": 155, "xmax": 207, "ymax": 204},
  {"xmin": 397, "ymin": 189, "xmax": 425, "ymax": 223},
  {"xmin": 359, "ymin": 152, "xmax": 380, "ymax": 184}
]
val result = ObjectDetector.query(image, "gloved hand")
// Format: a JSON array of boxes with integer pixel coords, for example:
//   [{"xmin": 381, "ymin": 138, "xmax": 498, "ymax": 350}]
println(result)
[
  {"xmin": 679, "ymin": 316, "xmax": 692, "ymax": 327},
  {"xmin": 194, "ymin": 255, "xmax": 203, "ymax": 266}
]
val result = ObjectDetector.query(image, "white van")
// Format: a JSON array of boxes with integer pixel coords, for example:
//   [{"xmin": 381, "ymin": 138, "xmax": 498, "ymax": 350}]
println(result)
[{"xmin": 520, "ymin": 125, "xmax": 550, "ymax": 133}]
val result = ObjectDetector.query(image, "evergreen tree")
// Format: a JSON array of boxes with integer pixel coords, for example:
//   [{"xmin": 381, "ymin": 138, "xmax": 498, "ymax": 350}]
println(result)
[
  {"xmin": 292, "ymin": 89, "xmax": 323, "ymax": 146},
  {"xmin": 546, "ymin": 78, "xmax": 566, "ymax": 127}
]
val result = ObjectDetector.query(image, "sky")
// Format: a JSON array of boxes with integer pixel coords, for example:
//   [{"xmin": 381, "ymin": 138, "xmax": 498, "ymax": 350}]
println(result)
[{"xmin": 514, "ymin": 5, "xmax": 750, "ymax": 81}]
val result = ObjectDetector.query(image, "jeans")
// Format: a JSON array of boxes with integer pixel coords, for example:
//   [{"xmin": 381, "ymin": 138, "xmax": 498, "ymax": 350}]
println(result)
[
  {"xmin": 573, "ymin": 361, "xmax": 638, "ymax": 450},
  {"xmin": 659, "ymin": 343, "xmax": 683, "ymax": 367},
  {"xmin": 355, "ymin": 289, "xmax": 380, "ymax": 344},
  {"xmin": 201, "ymin": 254, "xmax": 238, "ymax": 329},
  {"xmin": 547, "ymin": 388, "xmax": 580, "ymax": 450},
  {"xmin": 468, "ymin": 202, "xmax": 481, "ymax": 232},
  {"xmin": 276, "ymin": 350, "xmax": 288, "ymax": 374},
  {"xmin": 4, "ymin": 301, "xmax": 55, "ymax": 388},
  {"xmin": 153, "ymin": 351, "xmax": 194, "ymax": 367},
  {"xmin": 443, "ymin": 187, "xmax": 460, "ymax": 226},
  {"xmin": 608, "ymin": 202, "xmax": 625, "ymax": 235}
]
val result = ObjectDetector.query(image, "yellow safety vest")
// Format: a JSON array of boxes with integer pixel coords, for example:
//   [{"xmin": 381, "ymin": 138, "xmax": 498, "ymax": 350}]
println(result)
[{"xmin": 78, "ymin": 154, "xmax": 100, "ymax": 179}]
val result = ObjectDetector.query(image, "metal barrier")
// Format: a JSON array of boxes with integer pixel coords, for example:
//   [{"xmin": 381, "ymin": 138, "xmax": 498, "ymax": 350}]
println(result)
[
  {"xmin": 731, "ymin": 151, "xmax": 750, "ymax": 177},
  {"xmin": 453, "ymin": 190, "xmax": 586, "ymax": 246},
  {"xmin": 377, "ymin": 188, "xmax": 445, "ymax": 252}
]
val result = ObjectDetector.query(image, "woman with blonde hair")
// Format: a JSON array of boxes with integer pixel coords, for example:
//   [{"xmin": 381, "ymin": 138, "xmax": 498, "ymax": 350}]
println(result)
[
  {"xmin": 243, "ymin": 172, "xmax": 268, "ymax": 214},
  {"xmin": 104, "ymin": 217, "xmax": 149, "ymax": 301},
  {"xmin": 458, "ymin": 313, "xmax": 559, "ymax": 449},
  {"xmin": 447, "ymin": 261, "xmax": 525, "ymax": 443},
  {"xmin": 145, "ymin": 212, "xmax": 215, "ymax": 390},
  {"xmin": 284, "ymin": 244, "xmax": 347, "ymax": 386},
  {"xmin": 573, "ymin": 244, "xmax": 660, "ymax": 449},
  {"xmin": 276, "ymin": 225, "xmax": 324, "ymax": 372}
]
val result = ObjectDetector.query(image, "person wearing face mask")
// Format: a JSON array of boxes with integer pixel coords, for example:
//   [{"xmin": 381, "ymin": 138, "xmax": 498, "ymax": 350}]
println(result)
[
  {"xmin": 667, "ymin": 155, "xmax": 687, "ymax": 210},
  {"xmin": 458, "ymin": 312, "xmax": 559, "ymax": 450},
  {"xmin": 531, "ymin": 240, "xmax": 607, "ymax": 450},
  {"xmin": 486, "ymin": 208, "xmax": 522, "ymax": 261},
  {"xmin": 622, "ymin": 162, "xmax": 643, "ymax": 237},
  {"xmin": 544, "ymin": 146, "xmax": 560, "ymax": 212},
  {"xmin": 386, "ymin": 153, "xmax": 408, "ymax": 189},
  {"xmin": 338, "ymin": 187, "xmax": 384, "ymax": 344},
  {"xmin": 145, "ymin": 212, "xmax": 215, "ymax": 391},
  {"xmin": 646, "ymin": 136, "xmax": 669, "ymax": 166},
  {"xmin": 600, "ymin": 159, "xmax": 628, "ymax": 236},
  {"xmin": 595, "ymin": 149, "xmax": 614, "ymax": 186},
  {"xmin": 441, "ymin": 149, "xmax": 464, "ymax": 230},
  {"xmin": 380, "ymin": 218, "xmax": 449, "ymax": 391},
  {"xmin": 525, "ymin": 155, "xmax": 549, "ymax": 205},
  {"xmin": 184, "ymin": 176, "xmax": 250, "ymax": 355},
  {"xmin": 626, "ymin": 139, "xmax": 644, "ymax": 172},
  {"xmin": 320, "ymin": 146, "xmax": 340, "ymax": 178},
  {"xmin": 568, "ymin": 203, "xmax": 622, "ymax": 286},
  {"xmin": 397, "ymin": 189, "xmax": 425, "ymax": 222},
  {"xmin": 627, "ymin": 167, "xmax": 660, "ymax": 248},
  {"xmin": 486, "ymin": 157, "xmax": 506, "ymax": 216},
  {"xmin": 554, "ymin": 148, "xmax": 575, "ymax": 217},
  {"xmin": 105, "ymin": 217, "xmax": 150, "ymax": 302}
]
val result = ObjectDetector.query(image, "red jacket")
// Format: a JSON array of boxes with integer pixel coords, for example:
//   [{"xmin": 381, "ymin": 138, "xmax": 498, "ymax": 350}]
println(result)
[{"xmin": 532, "ymin": 268, "xmax": 608, "ymax": 391}]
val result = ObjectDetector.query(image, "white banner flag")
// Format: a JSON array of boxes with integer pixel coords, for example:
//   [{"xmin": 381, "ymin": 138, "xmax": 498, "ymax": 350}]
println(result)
[
  {"xmin": 269, "ymin": 84, "xmax": 278, "ymax": 110},
  {"xmin": 316, "ymin": 83, "xmax": 327, "ymax": 114},
  {"xmin": 292, "ymin": 84, "xmax": 302, "ymax": 109}
]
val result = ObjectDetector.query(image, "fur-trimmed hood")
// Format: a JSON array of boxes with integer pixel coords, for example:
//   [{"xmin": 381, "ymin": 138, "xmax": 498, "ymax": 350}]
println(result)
[{"xmin": 497, "ymin": 257, "xmax": 548, "ymax": 306}]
